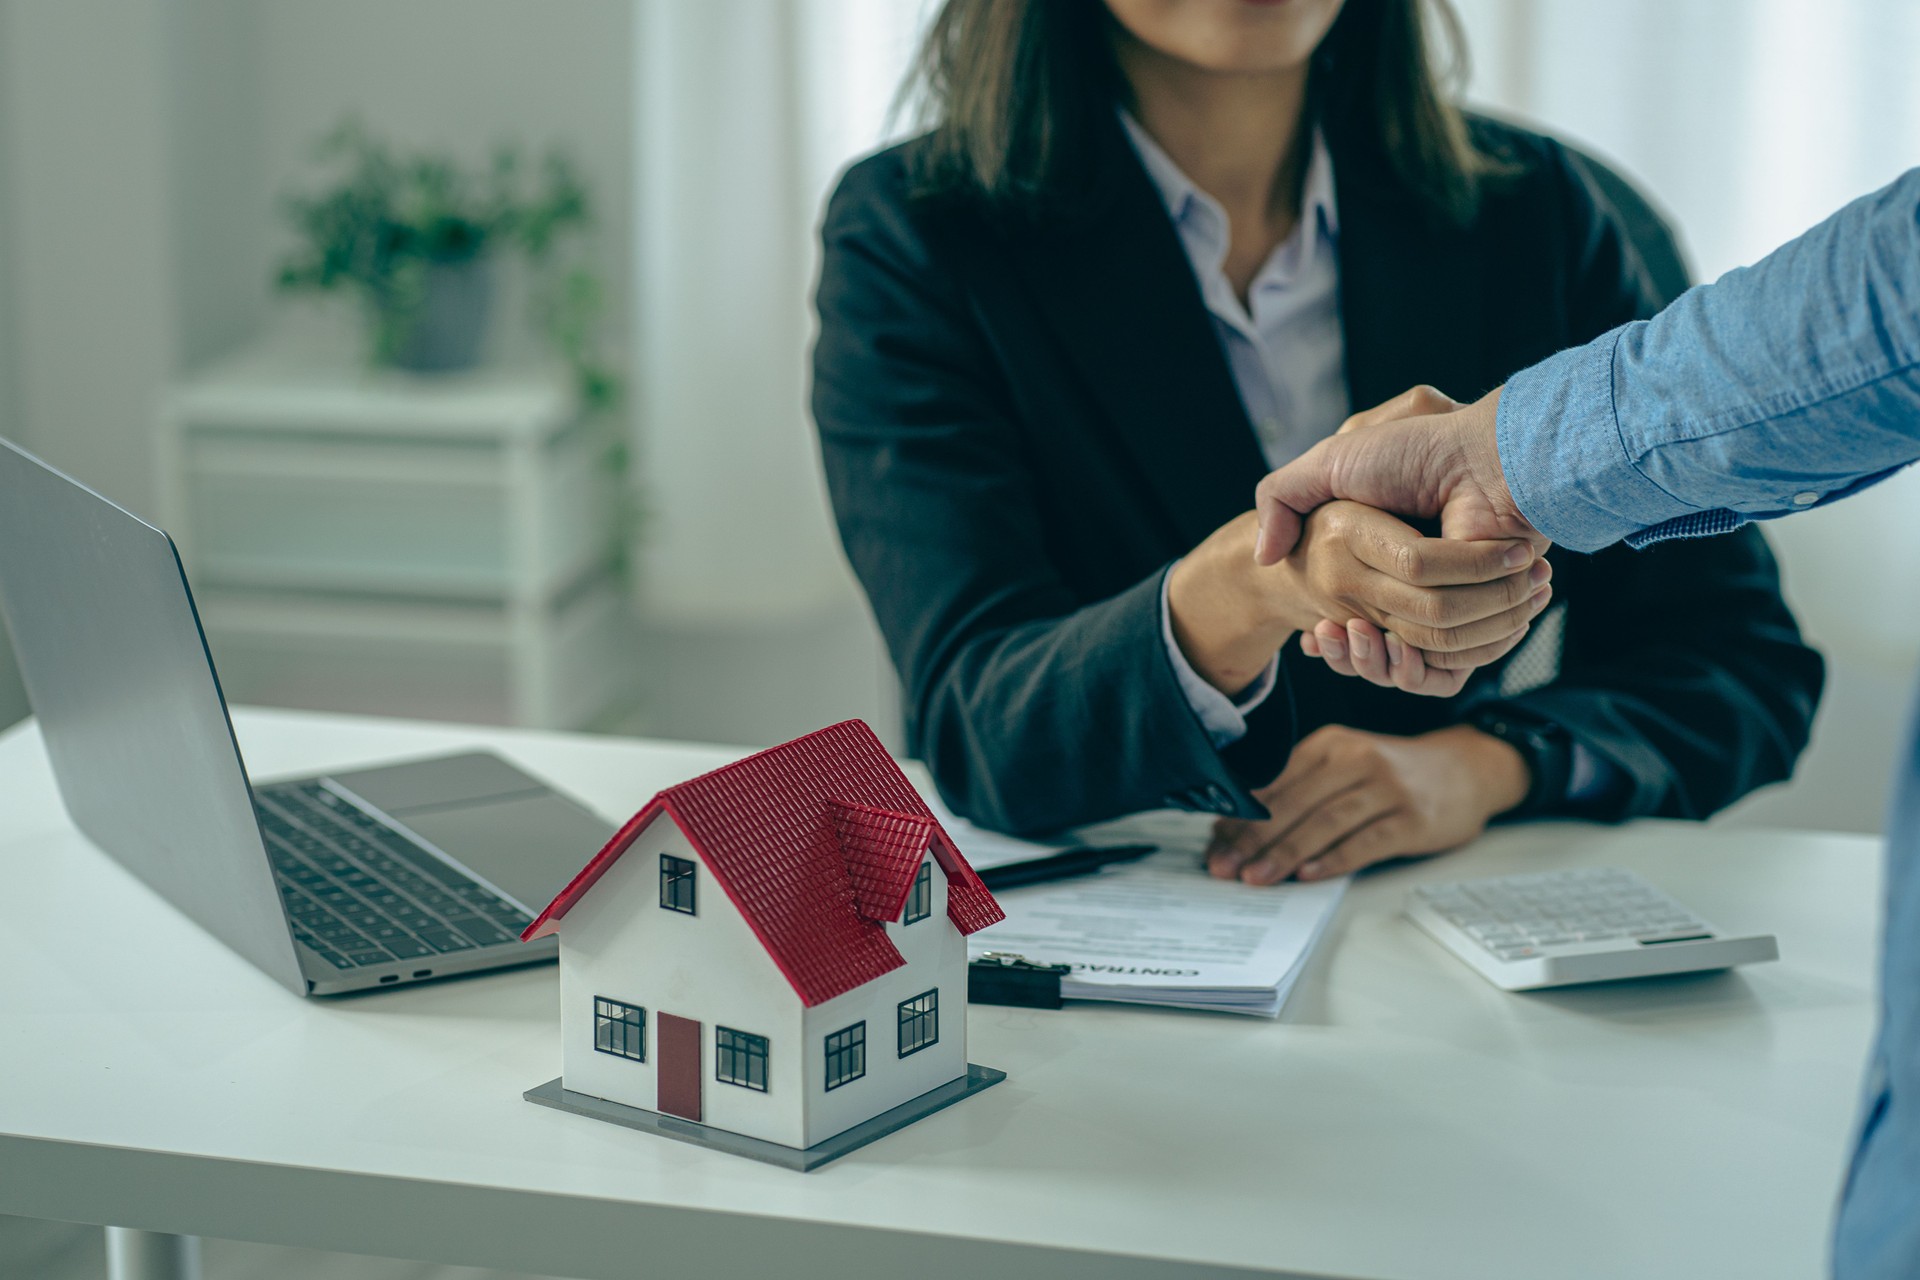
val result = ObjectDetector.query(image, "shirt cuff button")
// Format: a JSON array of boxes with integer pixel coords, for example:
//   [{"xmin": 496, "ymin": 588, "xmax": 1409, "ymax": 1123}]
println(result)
[{"xmin": 1791, "ymin": 491, "xmax": 1820, "ymax": 506}]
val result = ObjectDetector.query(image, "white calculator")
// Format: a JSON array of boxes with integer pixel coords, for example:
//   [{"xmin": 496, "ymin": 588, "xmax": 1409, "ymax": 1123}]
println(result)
[{"xmin": 1406, "ymin": 867, "xmax": 1779, "ymax": 991}]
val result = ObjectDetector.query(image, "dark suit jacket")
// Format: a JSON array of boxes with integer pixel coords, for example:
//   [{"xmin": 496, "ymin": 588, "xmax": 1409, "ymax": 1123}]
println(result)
[{"xmin": 811, "ymin": 111, "xmax": 1823, "ymax": 835}]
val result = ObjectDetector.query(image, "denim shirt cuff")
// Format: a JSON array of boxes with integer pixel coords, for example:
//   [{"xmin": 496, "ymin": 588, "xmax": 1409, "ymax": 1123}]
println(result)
[{"xmin": 1498, "ymin": 329, "xmax": 1707, "ymax": 554}]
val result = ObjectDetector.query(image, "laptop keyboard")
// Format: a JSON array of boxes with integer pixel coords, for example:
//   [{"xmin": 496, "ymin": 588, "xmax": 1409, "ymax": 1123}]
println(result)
[{"xmin": 255, "ymin": 781, "xmax": 533, "ymax": 970}]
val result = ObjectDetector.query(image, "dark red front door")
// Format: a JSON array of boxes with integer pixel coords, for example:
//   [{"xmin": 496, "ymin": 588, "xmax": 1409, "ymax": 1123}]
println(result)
[{"xmin": 657, "ymin": 1013, "xmax": 701, "ymax": 1121}]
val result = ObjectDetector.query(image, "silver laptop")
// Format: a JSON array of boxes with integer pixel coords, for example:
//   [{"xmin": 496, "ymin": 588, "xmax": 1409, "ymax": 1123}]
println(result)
[{"xmin": 0, "ymin": 435, "xmax": 613, "ymax": 995}]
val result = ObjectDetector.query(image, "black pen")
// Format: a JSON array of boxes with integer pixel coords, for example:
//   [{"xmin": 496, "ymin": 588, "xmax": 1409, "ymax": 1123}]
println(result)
[{"xmin": 976, "ymin": 843, "xmax": 1156, "ymax": 891}]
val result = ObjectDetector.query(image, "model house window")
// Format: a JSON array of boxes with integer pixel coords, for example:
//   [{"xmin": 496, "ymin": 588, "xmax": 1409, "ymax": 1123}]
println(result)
[
  {"xmin": 593, "ymin": 997, "xmax": 645, "ymax": 1062},
  {"xmin": 897, "ymin": 989, "xmax": 939, "ymax": 1057},
  {"xmin": 903, "ymin": 859, "xmax": 932, "ymax": 925},
  {"xmin": 824, "ymin": 1022, "xmax": 866, "ymax": 1090},
  {"xmin": 660, "ymin": 854, "xmax": 696, "ymax": 914},
  {"xmin": 715, "ymin": 1026, "xmax": 769, "ymax": 1091}
]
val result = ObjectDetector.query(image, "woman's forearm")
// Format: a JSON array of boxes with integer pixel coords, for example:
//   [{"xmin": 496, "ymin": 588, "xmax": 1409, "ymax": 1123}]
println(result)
[{"xmin": 1165, "ymin": 515, "xmax": 1300, "ymax": 696}]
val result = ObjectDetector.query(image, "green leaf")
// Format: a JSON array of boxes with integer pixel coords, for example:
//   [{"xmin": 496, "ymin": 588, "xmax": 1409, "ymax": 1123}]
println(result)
[{"xmin": 273, "ymin": 116, "xmax": 615, "ymax": 386}]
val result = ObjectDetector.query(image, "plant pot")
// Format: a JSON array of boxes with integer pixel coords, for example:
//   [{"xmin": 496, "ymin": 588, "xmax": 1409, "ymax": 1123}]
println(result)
[{"xmin": 375, "ymin": 257, "xmax": 494, "ymax": 373}]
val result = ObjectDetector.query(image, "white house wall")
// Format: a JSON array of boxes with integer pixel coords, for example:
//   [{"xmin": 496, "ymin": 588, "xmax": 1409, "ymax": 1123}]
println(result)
[
  {"xmin": 799, "ymin": 852, "xmax": 968, "ymax": 1148},
  {"xmin": 557, "ymin": 813, "xmax": 805, "ymax": 1148}
]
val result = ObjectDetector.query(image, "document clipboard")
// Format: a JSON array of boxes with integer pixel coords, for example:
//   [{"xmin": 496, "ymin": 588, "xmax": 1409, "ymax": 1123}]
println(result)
[{"xmin": 967, "ymin": 952, "xmax": 1072, "ymax": 1009}]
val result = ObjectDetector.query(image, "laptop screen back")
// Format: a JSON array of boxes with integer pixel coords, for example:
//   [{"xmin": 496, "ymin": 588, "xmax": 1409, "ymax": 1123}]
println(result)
[{"xmin": 0, "ymin": 437, "xmax": 305, "ymax": 993}]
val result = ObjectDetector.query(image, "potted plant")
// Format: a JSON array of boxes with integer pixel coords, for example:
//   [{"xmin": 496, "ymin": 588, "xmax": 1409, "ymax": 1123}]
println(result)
[{"xmin": 276, "ymin": 120, "xmax": 617, "ymax": 405}]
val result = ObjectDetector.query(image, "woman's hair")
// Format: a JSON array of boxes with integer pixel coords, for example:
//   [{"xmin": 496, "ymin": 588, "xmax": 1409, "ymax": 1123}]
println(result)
[{"xmin": 904, "ymin": 0, "xmax": 1508, "ymax": 225}]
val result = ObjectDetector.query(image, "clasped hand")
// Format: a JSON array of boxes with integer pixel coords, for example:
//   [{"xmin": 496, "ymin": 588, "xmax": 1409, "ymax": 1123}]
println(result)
[
  {"xmin": 1278, "ymin": 499, "xmax": 1550, "ymax": 697},
  {"xmin": 1252, "ymin": 384, "xmax": 1551, "ymax": 689},
  {"xmin": 1167, "ymin": 433, "xmax": 1550, "ymax": 700},
  {"xmin": 1278, "ymin": 385, "xmax": 1550, "ymax": 695},
  {"xmin": 1168, "ymin": 389, "xmax": 1552, "ymax": 886}
]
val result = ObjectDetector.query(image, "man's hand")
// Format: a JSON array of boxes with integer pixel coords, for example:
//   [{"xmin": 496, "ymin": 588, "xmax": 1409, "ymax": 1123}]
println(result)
[
  {"xmin": 1252, "ymin": 386, "xmax": 1545, "ymax": 565},
  {"xmin": 1204, "ymin": 724, "xmax": 1532, "ymax": 885},
  {"xmin": 1167, "ymin": 505, "xmax": 1547, "ymax": 698}
]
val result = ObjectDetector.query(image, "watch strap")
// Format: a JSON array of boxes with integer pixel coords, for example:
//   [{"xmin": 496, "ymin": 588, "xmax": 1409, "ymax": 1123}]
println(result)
[{"xmin": 1470, "ymin": 708, "xmax": 1573, "ymax": 819}]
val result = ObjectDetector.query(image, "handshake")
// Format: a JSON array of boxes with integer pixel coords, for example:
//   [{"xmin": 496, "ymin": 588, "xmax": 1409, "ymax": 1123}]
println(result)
[{"xmin": 1169, "ymin": 384, "xmax": 1546, "ymax": 700}]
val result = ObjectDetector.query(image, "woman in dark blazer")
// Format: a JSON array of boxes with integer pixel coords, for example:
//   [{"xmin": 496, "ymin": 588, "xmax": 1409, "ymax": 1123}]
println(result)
[{"xmin": 811, "ymin": 0, "xmax": 1822, "ymax": 884}]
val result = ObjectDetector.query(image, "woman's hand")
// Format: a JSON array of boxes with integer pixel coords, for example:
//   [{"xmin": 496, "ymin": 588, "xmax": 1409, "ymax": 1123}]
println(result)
[
  {"xmin": 1166, "ymin": 504, "xmax": 1548, "ymax": 698},
  {"xmin": 1204, "ymin": 723, "xmax": 1533, "ymax": 885}
]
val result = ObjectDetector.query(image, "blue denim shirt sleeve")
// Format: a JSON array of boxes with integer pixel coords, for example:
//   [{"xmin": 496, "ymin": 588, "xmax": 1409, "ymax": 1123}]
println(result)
[
  {"xmin": 1495, "ymin": 166, "xmax": 1920, "ymax": 554},
  {"xmin": 1833, "ymin": 686, "xmax": 1920, "ymax": 1280}
]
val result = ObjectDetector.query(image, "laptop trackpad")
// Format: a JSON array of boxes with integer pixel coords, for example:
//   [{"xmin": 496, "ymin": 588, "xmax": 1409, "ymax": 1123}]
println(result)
[
  {"xmin": 326, "ymin": 752, "xmax": 615, "ymax": 913},
  {"xmin": 329, "ymin": 751, "xmax": 552, "ymax": 815},
  {"xmin": 398, "ymin": 789, "xmax": 615, "ymax": 913},
  {"xmin": 328, "ymin": 752, "xmax": 614, "ymax": 909}
]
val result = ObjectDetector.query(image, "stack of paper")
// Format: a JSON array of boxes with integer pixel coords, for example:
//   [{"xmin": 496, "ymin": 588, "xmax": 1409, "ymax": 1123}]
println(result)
[{"xmin": 928, "ymin": 798, "xmax": 1348, "ymax": 1017}]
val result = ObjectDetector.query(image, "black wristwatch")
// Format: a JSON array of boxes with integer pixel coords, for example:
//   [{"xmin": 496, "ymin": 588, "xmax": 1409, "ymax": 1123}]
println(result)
[{"xmin": 1469, "ymin": 708, "xmax": 1573, "ymax": 819}]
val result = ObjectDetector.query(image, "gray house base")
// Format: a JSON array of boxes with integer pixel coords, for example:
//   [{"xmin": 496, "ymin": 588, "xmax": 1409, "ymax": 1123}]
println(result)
[{"xmin": 524, "ymin": 1063, "xmax": 1006, "ymax": 1171}]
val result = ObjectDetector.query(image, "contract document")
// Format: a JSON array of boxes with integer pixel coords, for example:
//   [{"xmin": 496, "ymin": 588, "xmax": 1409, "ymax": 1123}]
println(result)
[{"xmin": 961, "ymin": 809, "xmax": 1348, "ymax": 1017}]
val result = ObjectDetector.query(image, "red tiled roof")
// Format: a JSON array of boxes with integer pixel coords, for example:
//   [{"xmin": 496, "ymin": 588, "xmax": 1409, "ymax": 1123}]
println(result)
[{"xmin": 521, "ymin": 720, "xmax": 1004, "ymax": 1007}]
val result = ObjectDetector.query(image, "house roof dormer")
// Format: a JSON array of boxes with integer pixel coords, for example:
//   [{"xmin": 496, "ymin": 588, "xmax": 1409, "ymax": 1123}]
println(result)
[
  {"xmin": 520, "ymin": 720, "xmax": 1004, "ymax": 1006},
  {"xmin": 828, "ymin": 800, "xmax": 933, "ymax": 925}
]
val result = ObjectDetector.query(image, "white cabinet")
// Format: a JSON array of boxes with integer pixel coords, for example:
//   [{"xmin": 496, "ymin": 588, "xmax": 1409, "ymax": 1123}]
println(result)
[{"xmin": 159, "ymin": 339, "xmax": 634, "ymax": 730}]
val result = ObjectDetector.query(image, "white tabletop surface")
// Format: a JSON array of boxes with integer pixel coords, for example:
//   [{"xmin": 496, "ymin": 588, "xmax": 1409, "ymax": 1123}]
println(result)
[{"xmin": 0, "ymin": 708, "xmax": 1882, "ymax": 1280}]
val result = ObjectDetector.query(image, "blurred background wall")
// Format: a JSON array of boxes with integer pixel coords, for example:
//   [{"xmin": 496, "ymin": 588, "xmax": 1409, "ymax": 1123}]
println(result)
[
  {"xmin": 625, "ymin": 0, "xmax": 931, "ymax": 746},
  {"xmin": 0, "ymin": 0, "xmax": 1914, "ymax": 831},
  {"xmin": 0, "ymin": 3, "xmax": 21, "ymax": 731}
]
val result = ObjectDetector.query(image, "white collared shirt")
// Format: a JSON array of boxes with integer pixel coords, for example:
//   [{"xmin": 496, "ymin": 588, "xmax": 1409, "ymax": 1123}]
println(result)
[
  {"xmin": 1122, "ymin": 112, "xmax": 1349, "ymax": 744},
  {"xmin": 1121, "ymin": 111, "xmax": 1350, "ymax": 469}
]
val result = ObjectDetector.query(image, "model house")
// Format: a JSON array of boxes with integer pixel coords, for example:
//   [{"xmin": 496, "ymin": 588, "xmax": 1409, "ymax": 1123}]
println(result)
[{"xmin": 520, "ymin": 719, "xmax": 1005, "ymax": 1163}]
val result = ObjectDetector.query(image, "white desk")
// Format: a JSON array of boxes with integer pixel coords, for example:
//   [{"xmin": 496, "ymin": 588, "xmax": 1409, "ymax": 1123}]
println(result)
[{"xmin": 0, "ymin": 709, "xmax": 1881, "ymax": 1280}]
